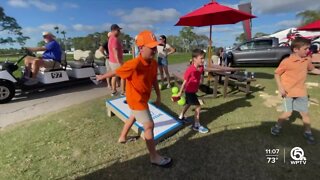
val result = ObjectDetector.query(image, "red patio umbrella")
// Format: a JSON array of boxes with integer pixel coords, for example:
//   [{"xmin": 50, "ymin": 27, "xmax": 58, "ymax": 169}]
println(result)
[
  {"xmin": 297, "ymin": 20, "xmax": 320, "ymax": 31},
  {"xmin": 175, "ymin": 0, "xmax": 256, "ymax": 66}
]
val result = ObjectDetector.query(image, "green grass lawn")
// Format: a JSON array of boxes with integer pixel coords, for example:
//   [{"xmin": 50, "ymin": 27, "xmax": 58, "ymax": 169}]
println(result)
[{"xmin": 1, "ymin": 67, "xmax": 320, "ymax": 179}]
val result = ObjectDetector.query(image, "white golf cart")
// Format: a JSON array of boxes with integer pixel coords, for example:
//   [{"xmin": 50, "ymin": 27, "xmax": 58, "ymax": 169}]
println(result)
[{"xmin": 0, "ymin": 49, "xmax": 104, "ymax": 103}]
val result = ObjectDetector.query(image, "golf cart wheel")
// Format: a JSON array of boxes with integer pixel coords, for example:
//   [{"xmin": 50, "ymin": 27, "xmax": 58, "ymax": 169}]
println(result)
[{"xmin": 0, "ymin": 81, "xmax": 15, "ymax": 104}]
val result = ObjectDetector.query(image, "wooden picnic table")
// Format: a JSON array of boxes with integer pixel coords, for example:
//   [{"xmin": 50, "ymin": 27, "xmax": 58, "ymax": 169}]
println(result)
[
  {"xmin": 205, "ymin": 65, "xmax": 246, "ymax": 98},
  {"xmin": 173, "ymin": 65, "xmax": 254, "ymax": 98},
  {"xmin": 313, "ymin": 62, "xmax": 320, "ymax": 68}
]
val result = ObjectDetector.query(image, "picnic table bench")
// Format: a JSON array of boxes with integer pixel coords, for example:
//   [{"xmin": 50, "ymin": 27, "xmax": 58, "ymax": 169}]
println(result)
[
  {"xmin": 312, "ymin": 62, "xmax": 320, "ymax": 68},
  {"xmin": 172, "ymin": 65, "xmax": 256, "ymax": 98},
  {"xmin": 214, "ymin": 72, "xmax": 256, "ymax": 96}
]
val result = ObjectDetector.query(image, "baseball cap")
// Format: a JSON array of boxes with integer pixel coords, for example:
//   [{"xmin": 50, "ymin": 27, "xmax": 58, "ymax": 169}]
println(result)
[
  {"xmin": 135, "ymin": 30, "xmax": 159, "ymax": 48},
  {"xmin": 110, "ymin": 24, "xmax": 122, "ymax": 31},
  {"xmin": 42, "ymin": 32, "xmax": 55, "ymax": 37}
]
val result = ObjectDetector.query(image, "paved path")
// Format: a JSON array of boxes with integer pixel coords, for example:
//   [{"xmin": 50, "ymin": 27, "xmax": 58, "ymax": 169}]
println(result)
[{"xmin": 0, "ymin": 62, "xmax": 188, "ymax": 128}]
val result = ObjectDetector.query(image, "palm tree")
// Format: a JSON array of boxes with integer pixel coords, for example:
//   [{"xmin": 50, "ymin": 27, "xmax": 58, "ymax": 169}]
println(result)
[
  {"xmin": 54, "ymin": 26, "xmax": 59, "ymax": 34},
  {"xmin": 60, "ymin": 30, "xmax": 67, "ymax": 50},
  {"xmin": 61, "ymin": 30, "xmax": 66, "ymax": 39},
  {"xmin": 297, "ymin": 10, "xmax": 320, "ymax": 26}
]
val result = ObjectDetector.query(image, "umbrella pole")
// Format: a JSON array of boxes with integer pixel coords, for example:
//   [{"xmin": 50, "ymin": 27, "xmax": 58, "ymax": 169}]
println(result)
[
  {"xmin": 208, "ymin": 25, "xmax": 212, "ymax": 67},
  {"xmin": 207, "ymin": 25, "xmax": 213, "ymax": 86}
]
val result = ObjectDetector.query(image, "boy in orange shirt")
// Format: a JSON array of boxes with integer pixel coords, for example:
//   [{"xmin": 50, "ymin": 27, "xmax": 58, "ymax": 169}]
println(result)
[
  {"xmin": 271, "ymin": 37, "xmax": 320, "ymax": 144},
  {"xmin": 96, "ymin": 30, "xmax": 172, "ymax": 167}
]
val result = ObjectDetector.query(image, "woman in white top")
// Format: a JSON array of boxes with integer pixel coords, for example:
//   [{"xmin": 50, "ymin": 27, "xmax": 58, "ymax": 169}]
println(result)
[{"xmin": 157, "ymin": 35, "xmax": 176, "ymax": 88}]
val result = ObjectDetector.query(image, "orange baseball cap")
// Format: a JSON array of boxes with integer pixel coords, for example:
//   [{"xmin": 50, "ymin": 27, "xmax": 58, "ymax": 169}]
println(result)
[{"xmin": 135, "ymin": 30, "xmax": 159, "ymax": 48}]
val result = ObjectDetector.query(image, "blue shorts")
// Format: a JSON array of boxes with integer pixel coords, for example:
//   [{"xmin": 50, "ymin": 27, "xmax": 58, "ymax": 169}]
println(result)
[
  {"xmin": 158, "ymin": 57, "xmax": 168, "ymax": 66},
  {"xmin": 283, "ymin": 96, "xmax": 308, "ymax": 113}
]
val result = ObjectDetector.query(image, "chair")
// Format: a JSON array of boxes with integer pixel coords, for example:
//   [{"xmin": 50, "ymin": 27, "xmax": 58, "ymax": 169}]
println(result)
[{"xmin": 68, "ymin": 50, "xmax": 94, "ymax": 68}]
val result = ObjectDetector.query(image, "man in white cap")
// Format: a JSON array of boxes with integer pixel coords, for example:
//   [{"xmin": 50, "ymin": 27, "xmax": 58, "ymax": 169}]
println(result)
[{"xmin": 24, "ymin": 32, "xmax": 62, "ymax": 85}]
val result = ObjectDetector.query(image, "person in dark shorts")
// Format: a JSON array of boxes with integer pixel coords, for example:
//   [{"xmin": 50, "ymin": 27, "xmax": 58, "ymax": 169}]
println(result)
[{"xmin": 176, "ymin": 49, "xmax": 209, "ymax": 133}]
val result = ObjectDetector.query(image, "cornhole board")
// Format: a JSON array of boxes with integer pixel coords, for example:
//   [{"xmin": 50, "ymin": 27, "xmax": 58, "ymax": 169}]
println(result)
[{"xmin": 106, "ymin": 97, "xmax": 183, "ymax": 143}]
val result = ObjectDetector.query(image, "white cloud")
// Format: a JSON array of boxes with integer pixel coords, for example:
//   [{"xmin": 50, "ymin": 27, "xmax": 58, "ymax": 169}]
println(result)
[
  {"xmin": 252, "ymin": 0, "xmax": 320, "ymax": 14},
  {"xmin": 63, "ymin": 2, "xmax": 79, "ymax": 9},
  {"xmin": 276, "ymin": 20, "xmax": 300, "ymax": 28},
  {"xmin": 29, "ymin": 0, "xmax": 56, "ymax": 12},
  {"xmin": 122, "ymin": 23, "xmax": 155, "ymax": 32},
  {"xmin": 109, "ymin": 8, "xmax": 179, "ymax": 34},
  {"xmin": 72, "ymin": 24, "xmax": 97, "ymax": 32},
  {"xmin": 114, "ymin": 8, "xmax": 180, "ymax": 24},
  {"xmin": 100, "ymin": 23, "xmax": 154, "ymax": 34},
  {"xmin": 7, "ymin": 0, "xmax": 29, "ymax": 8},
  {"xmin": 7, "ymin": 0, "xmax": 56, "ymax": 12},
  {"xmin": 22, "ymin": 24, "xmax": 67, "ymax": 35},
  {"xmin": 39, "ymin": 24, "xmax": 67, "ymax": 31},
  {"xmin": 221, "ymin": 3, "xmax": 239, "ymax": 10}
]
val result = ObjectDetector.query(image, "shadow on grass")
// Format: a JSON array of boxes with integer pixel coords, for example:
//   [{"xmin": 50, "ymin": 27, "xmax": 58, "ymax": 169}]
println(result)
[
  {"xmin": 76, "ymin": 121, "xmax": 320, "ymax": 179},
  {"xmin": 254, "ymin": 72, "xmax": 275, "ymax": 79},
  {"xmin": 9, "ymin": 81, "xmax": 104, "ymax": 104}
]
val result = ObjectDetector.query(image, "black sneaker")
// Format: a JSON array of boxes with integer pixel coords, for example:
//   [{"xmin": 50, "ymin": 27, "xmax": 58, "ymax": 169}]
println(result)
[
  {"xmin": 271, "ymin": 125, "xmax": 281, "ymax": 136},
  {"xmin": 304, "ymin": 132, "xmax": 316, "ymax": 145},
  {"xmin": 177, "ymin": 117, "xmax": 192, "ymax": 124},
  {"xmin": 111, "ymin": 91, "xmax": 118, "ymax": 96}
]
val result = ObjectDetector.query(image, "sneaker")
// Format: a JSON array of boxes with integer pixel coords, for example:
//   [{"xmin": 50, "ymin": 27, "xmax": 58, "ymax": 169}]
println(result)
[
  {"xmin": 192, "ymin": 125, "xmax": 209, "ymax": 134},
  {"xmin": 24, "ymin": 78, "xmax": 38, "ymax": 86},
  {"xmin": 111, "ymin": 91, "xmax": 118, "ymax": 96},
  {"xmin": 120, "ymin": 92, "xmax": 125, "ymax": 96},
  {"xmin": 304, "ymin": 132, "xmax": 316, "ymax": 144},
  {"xmin": 177, "ymin": 117, "xmax": 192, "ymax": 124},
  {"xmin": 167, "ymin": 84, "xmax": 172, "ymax": 89},
  {"xmin": 90, "ymin": 76, "xmax": 101, "ymax": 85},
  {"xmin": 271, "ymin": 125, "xmax": 281, "ymax": 136}
]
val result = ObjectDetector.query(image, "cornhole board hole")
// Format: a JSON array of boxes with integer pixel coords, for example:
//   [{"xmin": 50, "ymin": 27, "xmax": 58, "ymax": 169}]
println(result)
[{"xmin": 106, "ymin": 97, "xmax": 183, "ymax": 143}]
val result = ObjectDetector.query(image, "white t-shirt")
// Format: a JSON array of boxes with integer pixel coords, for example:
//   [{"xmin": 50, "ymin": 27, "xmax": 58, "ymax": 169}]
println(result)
[{"xmin": 157, "ymin": 44, "xmax": 172, "ymax": 58}]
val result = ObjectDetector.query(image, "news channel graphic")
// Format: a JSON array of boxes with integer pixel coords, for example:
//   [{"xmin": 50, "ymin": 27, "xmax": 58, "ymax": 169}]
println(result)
[{"xmin": 265, "ymin": 147, "xmax": 307, "ymax": 165}]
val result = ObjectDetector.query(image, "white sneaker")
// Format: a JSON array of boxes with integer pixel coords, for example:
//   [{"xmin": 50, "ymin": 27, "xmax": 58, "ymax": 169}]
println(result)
[
  {"xmin": 192, "ymin": 125, "xmax": 209, "ymax": 134},
  {"xmin": 167, "ymin": 84, "xmax": 172, "ymax": 89}
]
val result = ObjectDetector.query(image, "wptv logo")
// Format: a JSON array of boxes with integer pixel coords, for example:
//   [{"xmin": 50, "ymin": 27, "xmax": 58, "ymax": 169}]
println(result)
[{"xmin": 290, "ymin": 147, "xmax": 307, "ymax": 165}]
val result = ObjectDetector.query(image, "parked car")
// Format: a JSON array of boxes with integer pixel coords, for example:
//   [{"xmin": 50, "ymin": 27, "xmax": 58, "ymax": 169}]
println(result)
[{"xmin": 228, "ymin": 37, "xmax": 291, "ymax": 66}]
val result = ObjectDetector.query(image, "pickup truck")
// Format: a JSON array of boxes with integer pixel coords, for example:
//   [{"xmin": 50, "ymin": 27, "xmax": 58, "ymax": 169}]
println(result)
[{"xmin": 227, "ymin": 37, "xmax": 291, "ymax": 66}]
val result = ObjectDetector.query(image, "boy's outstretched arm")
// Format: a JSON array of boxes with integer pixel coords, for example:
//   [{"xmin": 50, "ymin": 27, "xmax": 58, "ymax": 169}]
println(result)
[
  {"xmin": 153, "ymin": 80, "xmax": 161, "ymax": 106},
  {"xmin": 96, "ymin": 71, "xmax": 117, "ymax": 81},
  {"xmin": 274, "ymin": 73, "xmax": 287, "ymax": 97},
  {"xmin": 177, "ymin": 80, "xmax": 187, "ymax": 97}
]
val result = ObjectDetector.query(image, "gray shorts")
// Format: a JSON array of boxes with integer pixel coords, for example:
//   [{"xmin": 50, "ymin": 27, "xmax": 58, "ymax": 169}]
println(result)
[
  {"xmin": 105, "ymin": 59, "xmax": 111, "ymax": 72},
  {"xmin": 283, "ymin": 96, "xmax": 308, "ymax": 112},
  {"xmin": 131, "ymin": 109, "xmax": 152, "ymax": 124},
  {"xmin": 109, "ymin": 62, "xmax": 121, "ymax": 71}
]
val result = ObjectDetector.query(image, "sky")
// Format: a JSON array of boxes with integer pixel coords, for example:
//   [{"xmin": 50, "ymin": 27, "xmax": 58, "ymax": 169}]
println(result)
[{"xmin": 1, "ymin": 0, "xmax": 320, "ymax": 48}]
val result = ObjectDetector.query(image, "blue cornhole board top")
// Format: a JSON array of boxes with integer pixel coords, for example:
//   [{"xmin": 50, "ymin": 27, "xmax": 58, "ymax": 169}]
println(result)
[{"xmin": 106, "ymin": 97, "xmax": 182, "ymax": 141}]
